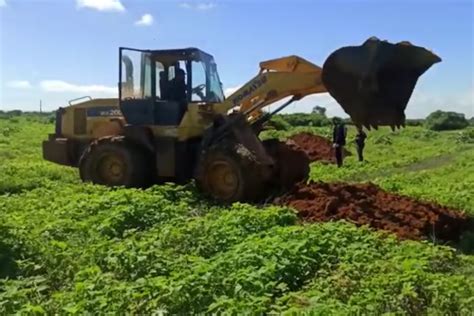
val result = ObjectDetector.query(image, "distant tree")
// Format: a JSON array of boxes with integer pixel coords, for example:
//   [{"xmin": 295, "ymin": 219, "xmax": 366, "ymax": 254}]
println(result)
[
  {"xmin": 6, "ymin": 110, "xmax": 22, "ymax": 116},
  {"xmin": 267, "ymin": 115, "xmax": 291, "ymax": 131},
  {"xmin": 281, "ymin": 113, "xmax": 330, "ymax": 127},
  {"xmin": 469, "ymin": 117, "xmax": 474, "ymax": 126},
  {"xmin": 312, "ymin": 106, "xmax": 327, "ymax": 117},
  {"xmin": 425, "ymin": 110, "xmax": 469, "ymax": 131},
  {"xmin": 405, "ymin": 119, "xmax": 425, "ymax": 126}
]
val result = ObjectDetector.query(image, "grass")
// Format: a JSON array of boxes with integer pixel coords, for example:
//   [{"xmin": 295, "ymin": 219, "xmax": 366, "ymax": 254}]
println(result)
[{"xmin": 1, "ymin": 116, "xmax": 473, "ymax": 314}]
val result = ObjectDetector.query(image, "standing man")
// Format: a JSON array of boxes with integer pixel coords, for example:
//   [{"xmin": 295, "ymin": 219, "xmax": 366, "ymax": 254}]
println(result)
[
  {"xmin": 355, "ymin": 127, "xmax": 367, "ymax": 162},
  {"xmin": 332, "ymin": 118, "xmax": 347, "ymax": 167}
]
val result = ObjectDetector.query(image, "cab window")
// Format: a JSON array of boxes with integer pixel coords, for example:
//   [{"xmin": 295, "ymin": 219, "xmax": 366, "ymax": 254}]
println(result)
[{"xmin": 191, "ymin": 61, "xmax": 206, "ymax": 102}]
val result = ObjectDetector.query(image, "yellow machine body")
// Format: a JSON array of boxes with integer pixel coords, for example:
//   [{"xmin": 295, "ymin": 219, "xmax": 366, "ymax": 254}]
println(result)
[{"xmin": 54, "ymin": 55, "xmax": 328, "ymax": 144}]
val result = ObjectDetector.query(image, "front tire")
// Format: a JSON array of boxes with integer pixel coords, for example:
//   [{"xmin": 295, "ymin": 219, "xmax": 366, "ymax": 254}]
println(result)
[
  {"xmin": 195, "ymin": 144, "xmax": 265, "ymax": 203},
  {"xmin": 79, "ymin": 137, "xmax": 150, "ymax": 187}
]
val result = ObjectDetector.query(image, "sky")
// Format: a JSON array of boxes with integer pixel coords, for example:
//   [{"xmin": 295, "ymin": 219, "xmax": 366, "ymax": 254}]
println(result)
[{"xmin": 0, "ymin": 0, "xmax": 473, "ymax": 118}]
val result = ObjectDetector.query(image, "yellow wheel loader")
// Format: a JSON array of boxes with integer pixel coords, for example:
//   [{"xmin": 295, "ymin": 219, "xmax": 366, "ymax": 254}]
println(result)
[{"xmin": 42, "ymin": 37, "xmax": 440, "ymax": 202}]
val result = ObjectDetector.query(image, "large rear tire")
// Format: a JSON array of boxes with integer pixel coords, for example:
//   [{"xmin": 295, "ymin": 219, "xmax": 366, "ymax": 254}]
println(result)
[
  {"xmin": 79, "ymin": 137, "xmax": 151, "ymax": 187},
  {"xmin": 195, "ymin": 144, "xmax": 265, "ymax": 203}
]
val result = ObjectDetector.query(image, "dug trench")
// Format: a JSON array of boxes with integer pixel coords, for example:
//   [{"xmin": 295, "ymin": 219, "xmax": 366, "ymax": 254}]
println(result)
[{"xmin": 269, "ymin": 132, "xmax": 473, "ymax": 244}]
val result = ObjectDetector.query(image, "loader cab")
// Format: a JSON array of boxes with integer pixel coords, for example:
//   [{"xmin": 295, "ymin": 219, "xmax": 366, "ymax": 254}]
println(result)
[{"xmin": 119, "ymin": 47, "xmax": 225, "ymax": 127}]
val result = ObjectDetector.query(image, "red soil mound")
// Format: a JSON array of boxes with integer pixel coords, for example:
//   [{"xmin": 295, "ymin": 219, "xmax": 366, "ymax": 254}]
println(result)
[
  {"xmin": 288, "ymin": 132, "xmax": 350, "ymax": 163},
  {"xmin": 275, "ymin": 182, "xmax": 470, "ymax": 241}
]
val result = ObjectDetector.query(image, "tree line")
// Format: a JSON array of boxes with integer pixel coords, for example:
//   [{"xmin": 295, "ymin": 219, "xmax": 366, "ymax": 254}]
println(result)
[{"xmin": 1, "ymin": 108, "xmax": 472, "ymax": 131}]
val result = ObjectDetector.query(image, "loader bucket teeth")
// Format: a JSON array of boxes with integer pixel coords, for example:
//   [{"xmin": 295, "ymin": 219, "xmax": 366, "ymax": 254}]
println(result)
[{"xmin": 322, "ymin": 37, "xmax": 441, "ymax": 127}]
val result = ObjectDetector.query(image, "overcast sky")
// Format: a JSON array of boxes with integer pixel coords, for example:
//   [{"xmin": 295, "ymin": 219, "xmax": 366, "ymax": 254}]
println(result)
[{"xmin": 0, "ymin": 0, "xmax": 473, "ymax": 118}]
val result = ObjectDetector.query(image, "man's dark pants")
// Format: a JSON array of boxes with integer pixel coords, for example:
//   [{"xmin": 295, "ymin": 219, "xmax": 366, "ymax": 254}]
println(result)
[
  {"xmin": 356, "ymin": 143, "xmax": 365, "ymax": 162},
  {"xmin": 335, "ymin": 146, "xmax": 343, "ymax": 167}
]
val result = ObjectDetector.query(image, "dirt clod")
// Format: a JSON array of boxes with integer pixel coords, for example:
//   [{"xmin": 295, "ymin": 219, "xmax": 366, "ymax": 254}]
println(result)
[
  {"xmin": 288, "ymin": 132, "xmax": 350, "ymax": 163},
  {"xmin": 275, "ymin": 182, "xmax": 470, "ymax": 241}
]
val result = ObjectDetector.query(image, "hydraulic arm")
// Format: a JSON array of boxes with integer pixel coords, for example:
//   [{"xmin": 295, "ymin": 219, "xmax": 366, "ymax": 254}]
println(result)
[{"xmin": 214, "ymin": 55, "xmax": 327, "ymax": 119}]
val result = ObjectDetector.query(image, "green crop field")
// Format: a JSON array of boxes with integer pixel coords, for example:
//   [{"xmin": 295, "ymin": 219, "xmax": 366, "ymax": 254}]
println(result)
[{"xmin": 1, "ymin": 115, "xmax": 474, "ymax": 314}]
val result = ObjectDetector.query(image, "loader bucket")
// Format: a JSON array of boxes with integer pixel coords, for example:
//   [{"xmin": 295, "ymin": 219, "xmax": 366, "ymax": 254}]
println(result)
[{"xmin": 322, "ymin": 37, "xmax": 441, "ymax": 129}]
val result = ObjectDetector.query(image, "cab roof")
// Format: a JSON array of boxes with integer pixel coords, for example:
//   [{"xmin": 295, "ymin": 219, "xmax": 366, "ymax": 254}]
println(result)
[{"xmin": 119, "ymin": 47, "xmax": 214, "ymax": 61}]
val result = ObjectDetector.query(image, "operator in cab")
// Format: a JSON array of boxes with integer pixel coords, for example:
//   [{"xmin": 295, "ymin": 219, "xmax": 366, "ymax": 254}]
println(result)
[
  {"xmin": 168, "ymin": 68, "xmax": 188, "ymax": 119},
  {"xmin": 168, "ymin": 68, "xmax": 187, "ymax": 103}
]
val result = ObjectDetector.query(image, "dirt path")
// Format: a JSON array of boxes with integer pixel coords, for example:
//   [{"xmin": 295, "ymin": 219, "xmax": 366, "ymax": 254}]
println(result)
[
  {"xmin": 350, "ymin": 147, "xmax": 473, "ymax": 182},
  {"xmin": 400, "ymin": 152, "xmax": 459, "ymax": 172}
]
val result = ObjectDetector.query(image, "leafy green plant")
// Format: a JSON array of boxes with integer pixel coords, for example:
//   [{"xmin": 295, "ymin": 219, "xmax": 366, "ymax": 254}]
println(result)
[
  {"xmin": 456, "ymin": 128, "xmax": 474, "ymax": 144},
  {"xmin": 0, "ymin": 114, "xmax": 473, "ymax": 314}
]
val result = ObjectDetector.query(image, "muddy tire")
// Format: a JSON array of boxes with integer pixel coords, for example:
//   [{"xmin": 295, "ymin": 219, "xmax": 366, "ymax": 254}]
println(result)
[
  {"xmin": 79, "ymin": 137, "xmax": 151, "ymax": 187},
  {"xmin": 195, "ymin": 144, "xmax": 265, "ymax": 203}
]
